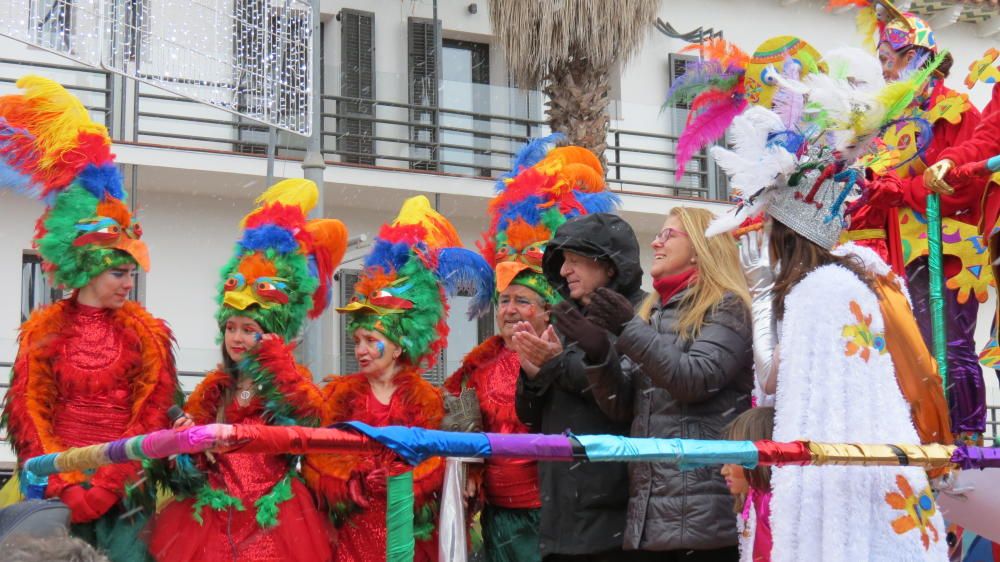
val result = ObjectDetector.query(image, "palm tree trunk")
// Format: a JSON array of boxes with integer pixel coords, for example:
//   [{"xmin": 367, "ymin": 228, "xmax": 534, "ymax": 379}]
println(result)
[{"xmin": 543, "ymin": 57, "xmax": 610, "ymax": 173}]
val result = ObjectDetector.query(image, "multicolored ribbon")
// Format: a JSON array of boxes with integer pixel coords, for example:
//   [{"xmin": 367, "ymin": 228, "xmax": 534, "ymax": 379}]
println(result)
[{"xmin": 21, "ymin": 423, "xmax": 1000, "ymax": 485}]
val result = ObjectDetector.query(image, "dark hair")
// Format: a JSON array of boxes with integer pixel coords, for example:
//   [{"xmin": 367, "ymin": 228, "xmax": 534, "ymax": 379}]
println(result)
[
  {"xmin": 895, "ymin": 45, "xmax": 953, "ymax": 79},
  {"xmin": 768, "ymin": 220, "xmax": 874, "ymax": 320},
  {"xmin": 725, "ymin": 407, "xmax": 775, "ymax": 493}
]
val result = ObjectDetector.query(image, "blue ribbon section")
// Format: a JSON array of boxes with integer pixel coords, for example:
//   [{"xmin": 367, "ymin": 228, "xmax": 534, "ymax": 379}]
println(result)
[
  {"xmin": 19, "ymin": 458, "xmax": 53, "ymax": 499},
  {"xmin": 338, "ymin": 422, "xmax": 492, "ymax": 465},
  {"xmin": 987, "ymin": 155, "xmax": 1000, "ymax": 172},
  {"xmin": 574, "ymin": 436, "xmax": 759, "ymax": 470}
]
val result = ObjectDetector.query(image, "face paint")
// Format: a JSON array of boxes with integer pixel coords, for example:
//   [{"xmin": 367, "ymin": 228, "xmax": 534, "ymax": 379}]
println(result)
[{"xmin": 374, "ymin": 340, "xmax": 385, "ymax": 358}]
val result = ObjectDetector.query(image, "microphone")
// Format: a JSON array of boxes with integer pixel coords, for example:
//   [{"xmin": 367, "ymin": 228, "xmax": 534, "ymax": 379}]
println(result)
[{"xmin": 167, "ymin": 405, "xmax": 186, "ymax": 425}]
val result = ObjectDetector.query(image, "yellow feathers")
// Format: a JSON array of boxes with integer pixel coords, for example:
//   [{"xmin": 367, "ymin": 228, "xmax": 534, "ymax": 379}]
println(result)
[
  {"xmin": 241, "ymin": 178, "xmax": 318, "ymax": 227},
  {"xmin": 391, "ymin": 195, "xmax": 462, "ymax": 249},
  {"xmin": 11, "ymin": 75, "xmax": 109, "ymax": 172},
  {"xmin": 857, "ymin": 7, "xmax": 879, "ymax": 53}
]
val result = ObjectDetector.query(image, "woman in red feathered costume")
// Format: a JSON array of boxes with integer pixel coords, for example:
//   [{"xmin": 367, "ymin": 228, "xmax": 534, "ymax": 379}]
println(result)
[
  {"xmin": 304, "ymin": 196, "xmax": 493, "ymax": 562},
  {"xmin": 147, "ymin": 179, "xmax": 346, "ymax": 562},
  {"xmin": 0, "ymin": 76, "xmax": 177, "ymax": 562}
]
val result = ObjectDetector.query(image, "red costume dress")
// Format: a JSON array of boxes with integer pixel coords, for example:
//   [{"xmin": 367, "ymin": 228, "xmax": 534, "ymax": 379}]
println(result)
[
  {"xmin": 304, "ymin": 368, "xmax": 445, "ymax": 562},
  {"xmin": 147, "ymin": 338, "xmax": 334, "ymax": 562},
  {"xmin": 3, "ymin": 298, "xmax": 176, "ymax": 559}
]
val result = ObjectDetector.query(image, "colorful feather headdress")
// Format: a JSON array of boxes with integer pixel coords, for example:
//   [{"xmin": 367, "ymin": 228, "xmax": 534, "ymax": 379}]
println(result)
[
  {"xmin": 827, "ymin": 1, "xmax": 935, "ymax": 55},
  {"xmin": 217, "ymin": 178, "xmax": 348, "ymax": 340},
  {"xmin": 480, "ymin": 135, "xmax": 618, "ymax": 304},
  {"xmin": 667, "ymin": 36, "xmax": 824, "ymax": 181},
  {"xmin": 0, "ymin": 75, "xmax": 148, "ymax": 288},
  {"xmin": 337, "ymin": 195, "xmax": 493, "ymax": 369},
  {"xmin": 706, "ymin": 48, "xmax": 943, "ymax": 246}
]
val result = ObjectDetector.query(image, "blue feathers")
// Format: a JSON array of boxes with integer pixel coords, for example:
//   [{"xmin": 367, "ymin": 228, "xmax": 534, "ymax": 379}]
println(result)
[
  {"xmin": 78, "ymin": 163, "xmax": 125, "ymax": 201},
  {"xmin": 496, "ymin": 133, "xmax": 564, "ymax": 190},
  {"xmin": 495, "ymin": 194, "xmax": 547, "ymax": 232},
  {"xmin": 364, "ymin": 239, "xmax": 417, "ymax": 272},
  {"xmin": 576, "ymin": 190, "xmax": 620, "ymax": 216},
  {"xmin": 241, "ymin": 224, "xmax": 299, "ymax": 253},
  {"xmin": 435, "ymin": 247, "xmax": 495, "ymax": 319},
  {"xmin": 0, "ymin": 122, "xmax": 43, "ymax": 198}
]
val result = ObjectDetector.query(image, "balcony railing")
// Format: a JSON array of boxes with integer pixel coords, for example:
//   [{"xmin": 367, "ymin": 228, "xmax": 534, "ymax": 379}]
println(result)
[{"xmin": 0, "ymin": 53, "xmax": 725, "ymax": 200}]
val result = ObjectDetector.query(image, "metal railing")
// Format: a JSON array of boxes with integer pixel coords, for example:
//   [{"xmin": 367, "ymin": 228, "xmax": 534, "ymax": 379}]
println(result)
[{"xmin": 0, "ymin": 55, "xmax": 722, "ymax": 200}]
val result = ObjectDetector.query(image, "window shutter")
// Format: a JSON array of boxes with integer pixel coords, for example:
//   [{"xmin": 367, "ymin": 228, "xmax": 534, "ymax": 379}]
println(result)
[
  {"xmin": 667, "ymin": 53, "xmax": 697, "ymax": 110},
  {"xmin": 339, "ymin": 270, "xmax": 361, "ymax": 374},
  {"xmin": 408, "ymin": 17, "xmax": 438, "ymax": 171},
  {"xmin": 339, "ymin": 9, "xmax": 375, "ymax": 165}
]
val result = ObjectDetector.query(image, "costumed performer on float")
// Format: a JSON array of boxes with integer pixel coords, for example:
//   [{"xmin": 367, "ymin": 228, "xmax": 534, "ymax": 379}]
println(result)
[
  {"xmin": 146, "ymin": 179, "xmax": 345, "ymax": 562},
  {"xmin": 442, "ymin": 136, "xmax": 614, "ymax": 562},
  {"xmin": 923, "ymin": 49, "xmax": 1000, "ymax": 375},
  {"xmin": 0, "ymin": 76, "xmax": 178, "ymax": 562},
  {"xmin": 844, "ymin": 2, "xmax": 988, "ymax": 439},
  {"xmin": 708, "ymin": 87, "xmax": 948, "ymax": 561},
  {"xmin": 304, "ymin": 195, "xmax": 493, "ymax": 562}
]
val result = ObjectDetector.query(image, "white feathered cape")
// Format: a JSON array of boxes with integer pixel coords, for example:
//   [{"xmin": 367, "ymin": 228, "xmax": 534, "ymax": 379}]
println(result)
[{"xmin": 770, "ymin": 263, "xmax": 947, "ymax": 562}]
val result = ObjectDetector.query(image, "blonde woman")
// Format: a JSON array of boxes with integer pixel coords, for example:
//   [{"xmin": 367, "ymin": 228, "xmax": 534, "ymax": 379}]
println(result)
[{"xmin": 583, "ymin": 207, "xmax": 753, "ymax": 561}]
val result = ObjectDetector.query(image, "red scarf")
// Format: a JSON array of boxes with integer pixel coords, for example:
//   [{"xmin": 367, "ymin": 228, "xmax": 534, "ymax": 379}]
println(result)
[{"xmin": 653, "ymin": 268, "xmax": 697, "ymax": 305}]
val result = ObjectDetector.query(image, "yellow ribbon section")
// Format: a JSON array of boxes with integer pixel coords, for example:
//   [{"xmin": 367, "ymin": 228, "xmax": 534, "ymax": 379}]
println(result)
[{"xmin": 807, "ymin": 442, "xmax": 956, "ymax": 469}]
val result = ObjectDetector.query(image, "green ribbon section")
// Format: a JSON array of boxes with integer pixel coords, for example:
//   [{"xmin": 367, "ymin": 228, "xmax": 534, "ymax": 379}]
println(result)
[
  {"xmin": 926, "ymin": 193, "xmax": 948, "ymax": 398},
  {"xmin": 386, "ymin": 471, "xmax": 415, "ymax": 562}
]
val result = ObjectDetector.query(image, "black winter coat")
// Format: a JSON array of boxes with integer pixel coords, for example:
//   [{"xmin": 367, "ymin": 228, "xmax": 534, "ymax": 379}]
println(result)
[
  {"xmin": 515, "ymin": 213, "xmax": 645, "ymax": 556},
  {"xmin": 587, "ymin": 288, "xmax": 753, "ymax": 551}
]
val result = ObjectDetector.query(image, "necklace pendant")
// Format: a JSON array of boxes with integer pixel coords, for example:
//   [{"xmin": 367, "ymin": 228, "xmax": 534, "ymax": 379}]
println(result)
[{"xmin": 239, "ymin": 389, "xmax": 252, "ymax": 401}]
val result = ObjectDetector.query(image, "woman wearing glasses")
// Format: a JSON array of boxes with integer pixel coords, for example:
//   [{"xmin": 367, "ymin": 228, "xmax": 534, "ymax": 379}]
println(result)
[{"xmin": 582, "ymin": 207, "xmax": 753, "ymax": 561}]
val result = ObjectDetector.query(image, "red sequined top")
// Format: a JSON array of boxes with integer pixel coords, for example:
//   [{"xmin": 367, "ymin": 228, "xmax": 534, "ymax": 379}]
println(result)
[
  {"xmin": 444, "ymin": 336, "xmax": 541, "ymax": 509},
  {"xmin": 3, "ymin": 297, "xmax": 177, "ymax": 505}
]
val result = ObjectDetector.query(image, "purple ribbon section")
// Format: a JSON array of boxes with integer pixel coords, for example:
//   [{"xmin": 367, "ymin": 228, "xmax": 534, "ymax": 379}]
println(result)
[
  {"xmin": 105, "ymin": 438, "xmax": 130, "ymax": 463},
  {"xmin": 950, "ymin": 445, "xmax": 1000, "ymax": 469},
  {"xmin": 486, "ymin": 433, "xmax": 575, "ymax": 460}
]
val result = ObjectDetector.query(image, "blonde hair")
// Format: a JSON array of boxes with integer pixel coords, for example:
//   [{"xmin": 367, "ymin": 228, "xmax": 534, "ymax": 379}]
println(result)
[{"xmin": 639, "ymin": 207, "xmax": 751, "ymax": 339}]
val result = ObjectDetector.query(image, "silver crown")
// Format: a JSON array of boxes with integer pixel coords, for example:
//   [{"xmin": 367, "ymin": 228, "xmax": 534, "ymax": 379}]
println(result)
[{"xmin": 767, "ymin": 166, "xmax": 848, "ymax": 250}]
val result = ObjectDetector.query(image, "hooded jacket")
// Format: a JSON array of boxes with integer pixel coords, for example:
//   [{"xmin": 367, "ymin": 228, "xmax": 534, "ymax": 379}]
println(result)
[{"xmin": 516, "ymin": 213, "xmax": 645, "ymax": 556}]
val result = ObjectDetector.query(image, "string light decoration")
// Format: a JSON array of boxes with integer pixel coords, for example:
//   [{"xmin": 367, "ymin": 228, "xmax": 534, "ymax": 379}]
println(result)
[
  {"xmin": 0, "ymin": 0, "xmax": 104, "ymax": 67},
  {"xmin": 0, "ymin": 0, "xmax": 313, "ymax": 136},
  {"xmin": 103, "ymin": 0, "xmax": 313, "ymax": 135}
]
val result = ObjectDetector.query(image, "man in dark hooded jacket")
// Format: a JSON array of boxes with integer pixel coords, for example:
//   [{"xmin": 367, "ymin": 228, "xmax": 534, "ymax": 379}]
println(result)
[{"xmin": 513, "ymin": 213, "xmax": 646, "ymax": 561}]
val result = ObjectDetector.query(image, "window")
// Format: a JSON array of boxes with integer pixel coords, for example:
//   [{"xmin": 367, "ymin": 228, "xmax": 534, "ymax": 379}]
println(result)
[
  {"xmin": 667, "ymin": 53, "xmax": 697, "ymax": 110},
  {"xmin": 338, "ymin": 269, "xmax": 361, "ymax": 375},
  {"xmin": 20, "ymin": 252, "xmax": 64, "ymax": 323},
  {"xmin": 32, "ymin": 0, "xmax": 74, "ymax": 52},
  {"xmin": 233, "ymin": 0, "xmax": 311, "ymax": 154},
  {"xmin": 440, "ymin": 38, "xmax": 491, "ymax": 176},
  {"xmin": 408, "ymin": 17, "xmax": 439, "ymax": 171},
  {"xmin": 338, "ymin": 9, "xmax": 375, "ymax": 165}
]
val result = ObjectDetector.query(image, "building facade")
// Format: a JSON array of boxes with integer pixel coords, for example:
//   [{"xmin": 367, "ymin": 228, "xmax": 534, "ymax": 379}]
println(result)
[{"xmin": 1, "ymin": 0, "xmax": 999, "ymax": 465}]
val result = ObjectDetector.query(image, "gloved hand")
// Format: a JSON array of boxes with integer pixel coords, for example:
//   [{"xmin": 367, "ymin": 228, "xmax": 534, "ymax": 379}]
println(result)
[
  {"xmin": 60, "ymin": 485, "xmax": 118, "ymax": 523},
  {"xmin": 551, "ymin": 302, "xmax": 610, "ymax": 363},
  {"xmin": 586, "ymin": 287, "xmax": 635, "ymax": 336},
  {"xmin": 923, "ymin": 159, "xmax": 955, "ymax": 195},
  {"xmin": 739, "ymin": 228, "xmax": 778, "ymax": 396},
  {"xmin": 949, "ymin": 159, "xmax": 996, "ymax": 184}
]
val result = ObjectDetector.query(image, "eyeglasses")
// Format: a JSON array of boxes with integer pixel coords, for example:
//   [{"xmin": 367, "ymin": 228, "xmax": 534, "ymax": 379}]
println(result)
[{"xmin": 653, "ymin": 227, "xmax": 689, "ymax": 244}]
